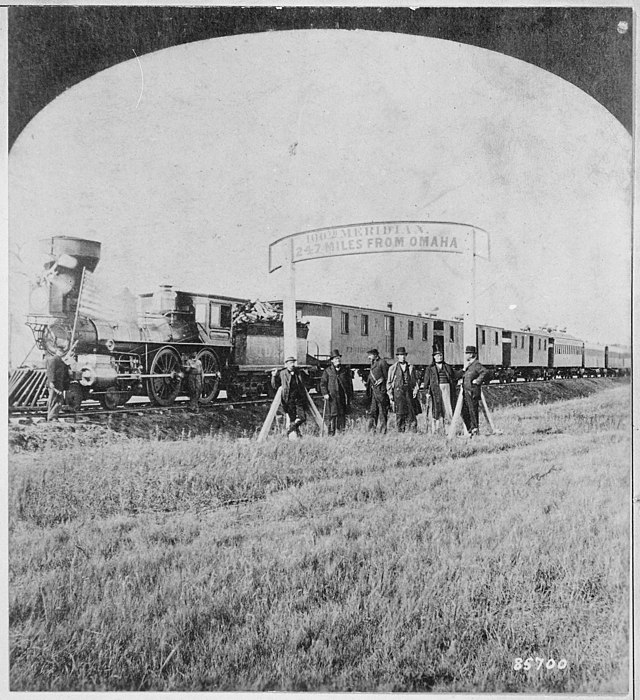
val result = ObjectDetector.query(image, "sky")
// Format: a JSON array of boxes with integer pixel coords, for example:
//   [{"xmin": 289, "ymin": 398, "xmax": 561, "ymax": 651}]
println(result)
[{"xmin": 8, "ymin": 29, "xmax": 631, "ymax": 364}]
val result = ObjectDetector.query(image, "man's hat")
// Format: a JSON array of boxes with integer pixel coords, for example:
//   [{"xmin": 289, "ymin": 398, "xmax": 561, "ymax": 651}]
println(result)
[
  {"xmin": 284, "ymin": 356, "xmax": 296, "ymax": 363},
  {"xmin": 396, "ymin": 347, "xmax": 408, "ymax": 355},
  {"xmin": 432, "ymin": 347, "xmax": 443, "ymax": 356},
  {"xmin": 366, "ymin": 348, "xmax": 379, "ymax": 355},
  {"xmin": 465, "ymin": 345, "xmax": 477, "ymax": 354},
  {"xmin": 330, "ymin": 349, "xmax": 342, "ymax": 359}
]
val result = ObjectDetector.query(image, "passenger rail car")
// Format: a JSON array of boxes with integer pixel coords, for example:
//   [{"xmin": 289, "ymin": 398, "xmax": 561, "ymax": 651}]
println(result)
[
  {"xmin": 298, "ymin": 300, "xmax": 464, "ymax": 368},
  {"xmin": 583, "ymin": 343, "xmax": 606, "ymax": 376},
  {"xmin": 500, "ymin": 329, "xmax": 552, "ymax": 381},
  {"xmin": 605, "ymin": 344, "xmax": 631, "ymax": 375},
  {"xmin": 549, "ymin": 332, "xmax": 585, "ymax": 378}
]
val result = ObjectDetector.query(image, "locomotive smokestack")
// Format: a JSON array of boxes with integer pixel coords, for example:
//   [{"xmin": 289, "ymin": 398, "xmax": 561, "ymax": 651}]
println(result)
[
  {"xmin": 33, "ymin": 236, "xmax": 102, "ymax": 316},
  {"xmin": 41, "ymin": 236, "xmax": 101, "ymax": 274}
]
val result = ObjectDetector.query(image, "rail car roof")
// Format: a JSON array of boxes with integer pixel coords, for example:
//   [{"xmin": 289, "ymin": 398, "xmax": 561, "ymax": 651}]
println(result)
[
  {"xmin": 284, "ymin": 299, "xmax": 463, "ymax": 324},
  {"xmin": 138, "ymin": 290, "xmax": 249, "ymax": 303},
  {"xmin": 505, "ymin": 328, "xmax": 554, "ymax": 338},
  {"xmin": 550, "ymin": 330, "xmax": 584, "ymax": 342}
]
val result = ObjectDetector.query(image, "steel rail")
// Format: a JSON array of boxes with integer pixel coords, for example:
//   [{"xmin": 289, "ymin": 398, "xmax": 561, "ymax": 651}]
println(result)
[
  {"xmin": 8, "ymin": 375, "xmax": 623, "ymax": 417},
  {"xmin": 8, "ymin": 396, "xmax": 274, "ymax": 419}
]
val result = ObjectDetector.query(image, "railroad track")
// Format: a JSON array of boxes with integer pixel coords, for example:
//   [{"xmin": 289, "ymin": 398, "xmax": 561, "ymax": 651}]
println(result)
[
  {"xmin": 8, "ymin": 395, "xmax": 276, "ymax": 421},
  {"xmin": 8, "ymin": 376, "xmax": 619, "ymax": 422}
]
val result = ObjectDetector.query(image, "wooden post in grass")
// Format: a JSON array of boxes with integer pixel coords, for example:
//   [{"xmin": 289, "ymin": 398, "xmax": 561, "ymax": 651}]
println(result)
[
  {"xmin": 425, "ymin": 394, "xmax": 435, "ymax": 433},
  {"xmin": 447, "ymin": 389, "xmax": 466, "ymax": 438},
  {"xmin": 480, "ymin": 391, "xmax": 497, "ymax": 435},
  {"xmin": 304, "ymin": 386, "xmax": 325, "ymax": 430},
  {"xmin": 448, "ymin": 387, "xmax": 496, "ymax": 438},
  {"xmin": 257, "ymin": 387, "xmax": 284, "ymax": 441},
  {"xmin": 257, "ymin": 385, "xmax": 323, "ymax": 441}
]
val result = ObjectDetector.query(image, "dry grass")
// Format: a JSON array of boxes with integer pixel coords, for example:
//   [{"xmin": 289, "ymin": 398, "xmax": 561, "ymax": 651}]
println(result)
[{"xmin": 8, "ymin": 386, "xmax": 630, "ymax": 691}]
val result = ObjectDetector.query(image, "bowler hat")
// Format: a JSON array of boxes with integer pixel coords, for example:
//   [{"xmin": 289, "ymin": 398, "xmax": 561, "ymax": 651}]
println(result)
[
  {"xmin": 396, "ymin": 347, "xmax": 408, "ymax": 355},
  {"xmin": 465, "ymin": 346, "xmax": 477, "ymax": 354},
  {"xmin": 284, "ymin": 356, "xmax": 296, "ymax": 363},
  {"xmin": 330, "ymin": 349, "xmax": 342, "ymax": 359},
  {"xmin": 366, "ymin": 348, "xmax": 379, "ymax": 355}
]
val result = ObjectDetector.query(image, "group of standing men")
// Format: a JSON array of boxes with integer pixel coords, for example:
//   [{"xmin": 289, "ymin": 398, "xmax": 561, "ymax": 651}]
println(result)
[
  {"xmin": 367, "ymin": 344, "xmax": 487, "ymax": 436},
  {"xmin": 271, "ymin": 349, "xmax": 354, "ymax": 438},
  {"xmin": 367, "ymin": 345, "xmax": 487, "ymax": 437},
  {"xmin": 271, "ymin": 344, "xmax": 487, "ymax": 438}
]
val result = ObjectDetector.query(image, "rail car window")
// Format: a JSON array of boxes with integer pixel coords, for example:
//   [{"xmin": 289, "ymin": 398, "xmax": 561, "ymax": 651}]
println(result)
[
  {"xmin": 361, "ymin": 314, "xmax": 369, "ymax": 336},
  {"xmin": 434, "ymin": 321, "xmax": 444, "ymax": 331},
  {"xmin": 408, "ymin": 321, "xmax": 414, "ymax": 340},
  {"xmin": 422, "ymin": 323, "xmax": 428, "ymax": 341},
  {"xmin": 449, "ymin": 326, "xmax": 454, "ymax": 343},
  {"xmin": 208, "ymin": 303, "xmax": 232, "ymax": 328},
  {"xmin": 538, "ymin": 338, "xmax": 541, "ymax": 350},
  {"xmin": 481, "ymin": 330, "xmax": 486, "ymax": 345},
  {"xmin": 495, "ymin": 331, "xmax": 499, "ymax": 346},
  {"xmin": 195, "ymin": 304, "xmax": 207, "ymax": 325},
  {"xmin": 544, "ymin": 339, "xmax": 547, "ymax": 350},
  {"xmin": 521, "ymin": 336, "xmax": 525, "ymax": 349},
  {"xmin": 209, "ymin": 303, "xmax": 221, "ymax": 327},
  {"xmin": 220, "ymin": 305, "xmax": 232, "ymax": 328},
  {"xmin": 341, "ymin": 311, "xmax": 349, "ymax": 334}
]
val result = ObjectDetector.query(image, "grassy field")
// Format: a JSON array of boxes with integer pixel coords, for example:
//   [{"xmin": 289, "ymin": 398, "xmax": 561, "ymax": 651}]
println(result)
[{"xmin": 8, "ymin": 385, "xmax": 630, "ymax": 692}]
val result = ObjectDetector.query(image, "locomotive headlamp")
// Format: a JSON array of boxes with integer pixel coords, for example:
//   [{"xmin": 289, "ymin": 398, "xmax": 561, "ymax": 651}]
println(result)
[{"xmin": 41, "ymin": 322, "xmax": 72, "ymax": 355}]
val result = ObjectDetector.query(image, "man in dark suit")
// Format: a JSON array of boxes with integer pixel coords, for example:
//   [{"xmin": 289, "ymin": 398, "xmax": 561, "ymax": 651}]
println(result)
[
  {"xmin": 320, "ymin": 349, "xmax": 354, "ymax": 436},
  {"xmin": 183, "ymin": 351, "xmax": 204, "ymax": 412},
  {"xmin": 271, "ymin": 356, "xmax": 308, "ymax": 438},
  {"xmin": 460, "ymin": 345, "xmax": 488, "ymax": 436},
  {"xmin": 45, "ymin": 344, "xmax": 71, "ymax": 421},
  {"xmin": 366, "ymin": 348, "xmax": 390, "ymax": 433},
  {"xmin": 386, "ymin": 347, "xmax": 419, "ymax": 433},
  {"xmin": 423, "ymin": 347, "xmax": 457, "ymax": 433}
]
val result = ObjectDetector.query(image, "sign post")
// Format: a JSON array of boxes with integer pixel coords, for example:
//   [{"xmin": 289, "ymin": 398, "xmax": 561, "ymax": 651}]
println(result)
[
  {"xmin": 282, "ymin": 240, "xmax": 298, "ymax": 362},
  {"xmin": 463, "ymin": 229, "xmax": 477, "ymax": 352}
]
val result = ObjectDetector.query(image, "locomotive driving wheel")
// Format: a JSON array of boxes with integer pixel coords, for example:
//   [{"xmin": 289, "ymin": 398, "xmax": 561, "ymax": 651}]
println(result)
[
  {"xmin": 146, "ymin": 346, "xmax": 182, "ymax": 406},
  {"xmin": 197, "ymin": 348, "xmax": 221, "ymax": 404}
]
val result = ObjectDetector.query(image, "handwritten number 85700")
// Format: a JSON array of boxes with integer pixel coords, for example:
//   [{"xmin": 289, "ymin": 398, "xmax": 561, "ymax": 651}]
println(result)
[{"xmin": 513, "ymin": 657, "xmax": 567, "ymax": 671}]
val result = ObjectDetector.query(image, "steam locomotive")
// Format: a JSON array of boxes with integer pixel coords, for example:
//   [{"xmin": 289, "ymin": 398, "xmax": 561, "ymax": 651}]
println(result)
[
  {"xmin": 26, "ymin": 236, "xmax": 308, "ymax": 409},
  {"xmin": 23, "ymin": 236, "xmax": 630, "ymax": 411}
]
